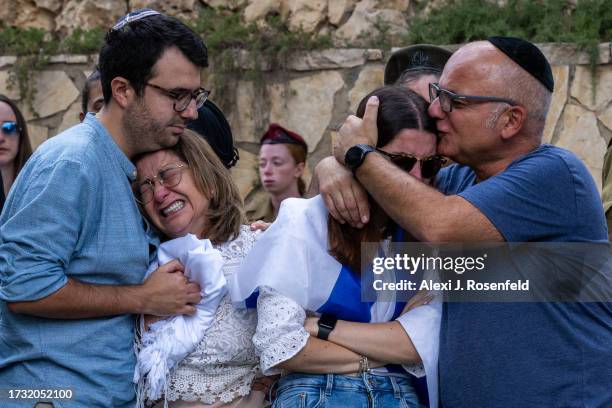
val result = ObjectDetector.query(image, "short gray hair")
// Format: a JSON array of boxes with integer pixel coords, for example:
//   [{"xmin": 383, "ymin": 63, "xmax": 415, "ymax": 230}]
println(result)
[{"xmin": 491, "ymin": 63, "xmax": 552, "ymax": 137}]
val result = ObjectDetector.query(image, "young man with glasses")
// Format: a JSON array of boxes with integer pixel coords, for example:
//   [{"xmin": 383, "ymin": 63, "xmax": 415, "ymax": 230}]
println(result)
[
  {"xmin": 0, "ymin": 9, "xmax": 208, "ymax": 407},
  {"xmin": 318, "ymin": 37, "xmax": 610, "ymax": 407}
]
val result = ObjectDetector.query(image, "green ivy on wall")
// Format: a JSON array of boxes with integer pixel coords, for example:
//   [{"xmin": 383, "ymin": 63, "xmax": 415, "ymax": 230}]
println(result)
[
  {"xmin": 407, "ymin": 0, "xmax": 612, "ymax": 101},
  {"xmin": 0, "ymin": 26, "xmax": 104, "ymax": 116}
]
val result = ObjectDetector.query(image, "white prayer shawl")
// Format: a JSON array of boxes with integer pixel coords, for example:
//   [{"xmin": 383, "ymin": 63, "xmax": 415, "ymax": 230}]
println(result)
[
  {"xmin": 134, "ymin": 234, "xmax": 227, "ymax": 405},
  {"xmin": 229, "ymin": 196, "xmax": 441, "ymax": 407}
]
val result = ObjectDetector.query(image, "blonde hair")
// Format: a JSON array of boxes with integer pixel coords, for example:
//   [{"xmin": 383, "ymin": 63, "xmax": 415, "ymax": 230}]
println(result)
[{"xmin": 136, "ymin": 129, "xmax": 245, "ymax": 244}]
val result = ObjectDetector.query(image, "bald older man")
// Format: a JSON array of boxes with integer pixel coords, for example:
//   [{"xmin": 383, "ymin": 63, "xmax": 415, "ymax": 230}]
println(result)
[{"xmin": 315, "ymin": 37, "xmax": 611, "ymax": 407}]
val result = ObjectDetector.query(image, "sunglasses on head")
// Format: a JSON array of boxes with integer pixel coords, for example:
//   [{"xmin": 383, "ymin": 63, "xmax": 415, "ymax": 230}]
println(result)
[
  {"xmin": 1, "ymin": 121, "xmax": 19, "ymax": 135},
  {"xmin": 376, "ymin": 149, "xmax": 446, "ymax": 179}
]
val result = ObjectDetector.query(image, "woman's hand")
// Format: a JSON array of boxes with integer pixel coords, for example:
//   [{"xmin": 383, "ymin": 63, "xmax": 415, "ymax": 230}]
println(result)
[
  {"xmin": 250, "ymin": 220, "xmax": 271, "ymax": 232},
  {"xmin": 304, "ymin": 316, "xmax": 319, "ymax": 337},
  {"xmin": 401, "ymin": 290, "xmax": 434, "ymax": 315},
  {"xmin": 251, "ymin": 375, "xmax": 279, "ymax": 400}
]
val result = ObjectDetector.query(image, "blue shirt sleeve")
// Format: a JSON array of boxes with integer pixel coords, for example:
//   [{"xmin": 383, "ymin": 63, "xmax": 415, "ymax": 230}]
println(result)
[
  {"xmin": 0, "ymin": 159, "xmax": 90, "ymax": 302},
  {"xmin": 457, "ymin": 149, "xmax": 605, "ymax": 242}
]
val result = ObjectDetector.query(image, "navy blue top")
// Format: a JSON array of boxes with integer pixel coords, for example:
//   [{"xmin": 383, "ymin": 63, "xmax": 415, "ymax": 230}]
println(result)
[{"xmin": 435, "ymin": 144, "xmax": 611, "ymax": 407}]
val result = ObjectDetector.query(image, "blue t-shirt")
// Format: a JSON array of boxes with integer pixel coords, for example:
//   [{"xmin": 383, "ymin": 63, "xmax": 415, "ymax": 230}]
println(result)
[
  {"xmin": 0, "ymin": 114, "xmax": 157, "ymax": 407},
  {"xmin": 435, "ymin": 145, "xmax": 611, "ymax": 407}
]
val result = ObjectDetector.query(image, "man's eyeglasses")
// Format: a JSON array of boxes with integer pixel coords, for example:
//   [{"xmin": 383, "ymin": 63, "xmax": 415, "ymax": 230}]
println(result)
[
  {"xmin": 376, "ymin": 149, "xmax": 447, "ymax": 179},
  {"xmin": 134, "ymin": 163, "xmax": 186, "ymax": 204},
  {"xmin": 146, "ymin": 83, "xmax": 211, "ymax": 113},
  {"xmin": 1, "ymin": 121, "xmax": 19, "ymax": 136},
  {"xmin": 429, "ymin": 83, "xmax": 517, "ymax": 113}
]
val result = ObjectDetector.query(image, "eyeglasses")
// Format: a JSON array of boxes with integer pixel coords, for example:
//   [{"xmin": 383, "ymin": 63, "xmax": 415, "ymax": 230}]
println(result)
[
  {"xmin": 134, "ymin": 163, "xmax": 186, "ymax": 204},
  {"xmin": 429, "ymin": 83, "xmax": 517, "ymax": 113},
  {"xmin": 376, "ymin": 149, "xmax": 447, "ymax": 179},
  {"xmin": 1, "ymin": 121, "xmax": 20, "ymax": 136},
  {"xmin": 146, "ymin": 83, "xmax": 211, "ymax": 113}
]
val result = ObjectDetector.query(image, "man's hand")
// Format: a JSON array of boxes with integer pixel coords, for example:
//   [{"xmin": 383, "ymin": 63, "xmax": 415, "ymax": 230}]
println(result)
[
  {"xmin": 139, "ymin": 260, "xmax": 201, "ymax": 316},
  {"xmin": 315, "ymin": 157, "xmax": 370, "ymax": 228},
  {"xmin": 333, "ymin": 95, "xmax": 380, "ymax": 164}
]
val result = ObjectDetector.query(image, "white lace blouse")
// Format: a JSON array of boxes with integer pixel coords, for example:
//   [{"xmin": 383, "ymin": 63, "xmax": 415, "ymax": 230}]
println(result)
[{"xmin": 164, "ymin": 226, "xmax": 261, "ymax": 404}]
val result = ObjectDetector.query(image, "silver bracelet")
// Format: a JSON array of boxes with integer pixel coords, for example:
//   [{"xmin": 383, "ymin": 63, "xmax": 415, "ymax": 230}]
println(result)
[{"xmin": 359, "ymin": 355, "xmax": 370, "ymax": 373}]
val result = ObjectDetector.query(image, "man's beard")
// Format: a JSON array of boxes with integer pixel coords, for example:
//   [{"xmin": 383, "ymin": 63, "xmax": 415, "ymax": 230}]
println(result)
[{"xmin": 123, "ymin": 99, "xmax": 178, "ymax": 155}]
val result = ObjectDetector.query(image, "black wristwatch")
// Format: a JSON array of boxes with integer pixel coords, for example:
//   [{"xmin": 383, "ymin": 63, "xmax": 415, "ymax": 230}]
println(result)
[
  {"xmin": 345, "ymin": 144, "xmax": 376, "ymax": 173},
  {"xmin": 317, "ymin": 313, "xmax": 338, "ymax": 340}
]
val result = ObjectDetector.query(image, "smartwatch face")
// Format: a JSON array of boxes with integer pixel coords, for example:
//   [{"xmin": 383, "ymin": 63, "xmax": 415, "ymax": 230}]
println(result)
[{"xmin": 345, "ymin": 146, "xmax": 362, "ymax": 168}]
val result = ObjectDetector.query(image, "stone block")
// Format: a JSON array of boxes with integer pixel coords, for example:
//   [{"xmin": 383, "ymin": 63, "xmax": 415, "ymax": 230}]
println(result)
[
  {"xmin": 202, "ymin": 0, "xmax": 248, "ymax": 10},
  {"xmin": 333, "ymin": 0, "xmax": 408, "ymax": 47},
  {"xmin": 0, "ymin": 57, "xmax": 17, "ymax": 69},
  {"xmin": 348, "ymin": 64, "xmax": 384, "ymax": 112},
  {"xmin": 230, "ymin": 80, "xmax": 258, "ymax": 143},
  {"xmin": 538, "ymin": 43, "xmax": 610, "ymax": 65},
  {"xmin": 543, "ymin": 65, "xmax": 569, "ymax": 143},
  {"xmin": 556, "ymin": 103, "xmax": 606, "ymax": 192},
  {"xmin": 599, "ymin": 105, "xmax": 612, "ymax": 133},
  {"xmin": 55, "ymin": 0, "xmax": 127, "ymax": 35},
  {"xmin": 288, "ymin": 49, "xmax": 366, "ymax": 71},
  {"xmin": 268, "ymin": 71, "xmax": 345, "ymax": 153},
  {"xmin": 287, "ymin": 0, "xmax": 327, "ymax": 33},
  {"xmin": 231, "ymin": 147, "xmax": 260, "ymax": 199},
  {"xmin": 56, "ymin": 99, "xmax": 82, "ymax": 135},
  {"xmin": 244, "ymin": 0, "xmax": 282, "ymax": 23},
  {"xmin": 0, "ymin": 0, "xmax": 56, "ymax": 31},
  {"xmin": 27, "ymin": 124, "xmax": 49, "ymax": 151},
  {"xmin": 366, "ymin": 49, "xmax": 383, "ymax": 61},
  {"xmin": 329, "ymin": 0, "xmax": 357, "ymax": 26},
  {"xmin": 49, "ymin": 55, "xmax": 89, "ymax": 64},
  {"xmin": 34, "ymin": 0, "xmax": 63, "ymax": 13},
  {"xmin": 22, "ymin": 71, "xmax": 80, "ymax": 120},
  {"xmin": 0, "ymin": 71, "xmax": 21, "ymax": 100},
  {"xmin": 570, "ymin": 65, "xmax": 612, "ymax": 111}
]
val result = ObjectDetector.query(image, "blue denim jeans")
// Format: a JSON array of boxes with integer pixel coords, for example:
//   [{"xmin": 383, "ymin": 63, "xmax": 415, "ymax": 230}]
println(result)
[{"xmin": 272, "ymin": 373, "xmax": 423, "ymax": 408}]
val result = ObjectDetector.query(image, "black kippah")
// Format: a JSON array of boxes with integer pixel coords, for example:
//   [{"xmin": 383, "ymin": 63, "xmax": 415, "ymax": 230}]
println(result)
[
  {"xmin": 187, "ymin": 100, "xmax": 239, "ymax": 168},
  {"xmin": 487, "ymin": 36, "xmax": 554, "ymax": 92},
  {"xmin": 384, "ymin": 45, "xmax": 452, "ymax": 85}
]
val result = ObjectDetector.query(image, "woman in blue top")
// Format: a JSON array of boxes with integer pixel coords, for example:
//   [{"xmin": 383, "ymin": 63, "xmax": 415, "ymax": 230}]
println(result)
[{"xmin": 231, "ymin": 86, "xmax": 445, "ymax": 407}]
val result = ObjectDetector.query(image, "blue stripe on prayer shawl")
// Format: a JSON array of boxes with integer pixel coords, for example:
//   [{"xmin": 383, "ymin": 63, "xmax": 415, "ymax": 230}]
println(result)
[
  {"xmin": 317, "ymin": 265, "xmax": 373, "ymax": 322},
  {"xmin": 392, "ymin": 300, "xmax": 406, "ymax": 320},
  {"xmin": 244, "ymin": 289, "xmax": 259, "ymax": 308},
  {"xmin": 393, "ymin": 225, "xmax": 406, "ymax": 242}
]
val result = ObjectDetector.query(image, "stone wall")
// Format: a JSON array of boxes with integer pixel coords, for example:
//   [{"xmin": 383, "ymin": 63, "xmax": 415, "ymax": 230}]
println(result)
[
  {"xmin": 1, "ymin": 0, "xmax": 442, "ymax": 46},
  {"xmin": 0, "ymin": 43, "xmax": 610, "ymax": 208}
]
